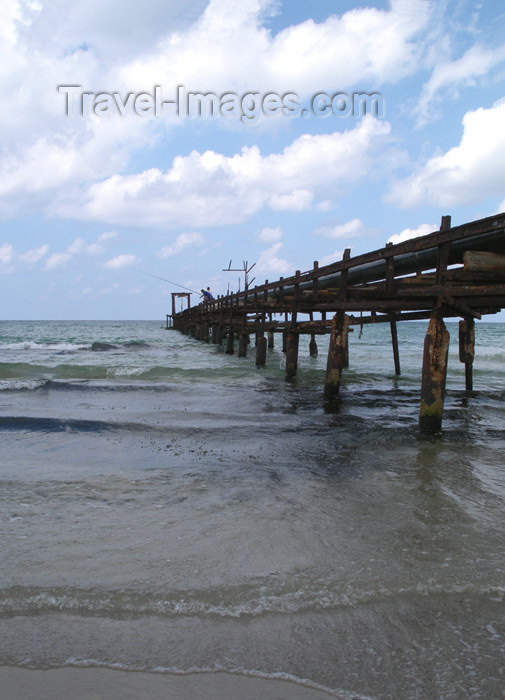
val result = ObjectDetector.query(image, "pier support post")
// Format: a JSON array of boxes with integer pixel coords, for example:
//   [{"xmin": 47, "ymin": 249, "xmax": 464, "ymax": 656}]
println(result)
[
  {"xmin": 268, "ymin": 330, "xmax": 275, "ymax": 349},
  {"xmin": 215, "ymin": 325, "xmax": 223, "ymax": 346},
  {"xmin": 256, "ymin": 334, "xmax": 267, "ymax": 367},
  {"xmin": 324, "ymin": 312, "xmax": 349, "ymax": 398},
  {"xmin": 282, "ymin": 330, "xmax": 287, "ymax": 353},
  {"xmin": 309, "ymin": 333, "xmax": 318, "ymax": 356},
  {"xmin": 419, "ymin": 311, "xmax": 450, "ymax": 431},
  {"xmin": 390, "ymin": 318, "xmax": 401, "ymax": 376},
  {"xmin": 459, "ymin": 319, "xmax": 475, "ymax": 391},
  {"xmin": 202, "ymin": 323, "xmax": 210, "ymax": 342},
  {"xmin": 238, "ymin": 333, "xmax": 248, "ymax": 357},
  {"xmin": 225, "ymin": 329, "xmax": 235, "ymax": 355},
  {"xmin": 285, "ymin": 332, "xmax": 299, "ymax": 380}
]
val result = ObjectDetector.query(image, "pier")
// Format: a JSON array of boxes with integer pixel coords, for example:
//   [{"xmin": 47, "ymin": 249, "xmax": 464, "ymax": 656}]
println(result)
[{"xmin": 169, "ymin": 213, "xmax": 505, "ymax": 429}]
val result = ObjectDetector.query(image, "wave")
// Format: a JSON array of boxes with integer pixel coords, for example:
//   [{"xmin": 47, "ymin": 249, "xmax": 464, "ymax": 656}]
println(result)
[
  {"xmin": 0, "ymin": 340, "xmax": 150, "ymax": 352},
  {"xmin": 91, "ymin": 342, "xmax": 119, "ymax": 351},
  {"xmin": 123, "ymin": 340, "xmax": 151, "ymax": 349},
  {"xmin": 36, "ymin": 379, "xmax": 174, "ymax": 393},
  {"xmin": 57, "ymin": 662, "xmax": 363, "ymax": 699},
  {"xmin": 0, "ymin": 415, "xmax": 149, "ymax": 434},
  {"xmin": 0, "ymin": 341, "xmax": 91, "ymax": 351},
  {"xmin": 1, "ymin": 580, "xmax": 503, "ymax": 621},
  {"xmin": 0, "ymin": 378, "xmax": 49, "ymax": 392}
]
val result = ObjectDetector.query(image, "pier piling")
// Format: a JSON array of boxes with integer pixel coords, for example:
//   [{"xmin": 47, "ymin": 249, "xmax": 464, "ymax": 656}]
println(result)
[
  {"xmin": 285, "ymin": 332, "xmax": 299, "ymax": 379},
  {"xmin": 256, "ymin": 334, "xmax": 267, "ymax": 367},
  {"xmin": 419, "ymin": 311, "xmax": 450, "ymax": 431},
  {"xmin": 225, "ymin": 329, "xmax": 235, "ymax": 355},
  {"xmin": 459, "ymin": 319, "xmax": 475, "ymax": 391},
  {"xmin": 238, "ymin": 333, "xmax": 248, "ymax": 357},
  {"xmin": 324, "ymin": 312, "xmax": 349, "ymax": 398}
]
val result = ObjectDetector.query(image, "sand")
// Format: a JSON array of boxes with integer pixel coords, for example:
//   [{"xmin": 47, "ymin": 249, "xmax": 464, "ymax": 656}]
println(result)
[{"xmin": 0, "ymin": 667, "xmax": 345, "ymax": 700}]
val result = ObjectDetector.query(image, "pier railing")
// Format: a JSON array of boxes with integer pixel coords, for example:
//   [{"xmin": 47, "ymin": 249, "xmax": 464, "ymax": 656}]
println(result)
[{"xmin": 170, "ymin": 213, "xmax": 505, "ymax": 429}]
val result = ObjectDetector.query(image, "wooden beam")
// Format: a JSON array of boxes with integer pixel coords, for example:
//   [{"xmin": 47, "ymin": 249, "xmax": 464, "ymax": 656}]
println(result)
[{"xmin": 464, "ymin": 250, "xmax": 505, "ymax": 272}]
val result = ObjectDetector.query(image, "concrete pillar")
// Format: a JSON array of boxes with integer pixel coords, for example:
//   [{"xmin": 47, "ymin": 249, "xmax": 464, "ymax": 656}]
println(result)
[
  {"xmin": 268, "ymin": 330, "xmax": 275, "ymax": 349},
  {"xmin": 309, "ymin": 333, "xmax": 318, "ymax": 356},
  {"xmin": 419, "ymin": 312, "xmax": 450, "ymax": 431}
]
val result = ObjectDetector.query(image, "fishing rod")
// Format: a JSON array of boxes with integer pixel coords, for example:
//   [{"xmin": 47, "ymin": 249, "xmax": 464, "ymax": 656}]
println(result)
[{"xmin": 136, "ymin": 269, "xmax": 199, "ymax": 294}]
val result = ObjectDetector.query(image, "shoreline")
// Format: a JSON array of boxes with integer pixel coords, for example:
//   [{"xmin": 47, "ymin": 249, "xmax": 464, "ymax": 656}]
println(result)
[{"xmin": 0, "ymin": 667, "xmax": 349, "ymax": 700}]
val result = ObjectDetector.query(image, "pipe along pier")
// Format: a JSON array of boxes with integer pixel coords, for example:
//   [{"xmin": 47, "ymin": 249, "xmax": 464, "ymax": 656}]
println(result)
[{"xmin": 169, "ymin": 213, "xmax": 505, "ymax": 430}]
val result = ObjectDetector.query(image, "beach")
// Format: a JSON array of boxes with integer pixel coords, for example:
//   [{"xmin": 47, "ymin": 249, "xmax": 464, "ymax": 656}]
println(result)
[
  {"xmin": 1, "ymin": 320, "xmax": 504, "ymax": 699},
  {"xmin": 0, "ymin": 667, "xmax": 342, "ymax": 700}
]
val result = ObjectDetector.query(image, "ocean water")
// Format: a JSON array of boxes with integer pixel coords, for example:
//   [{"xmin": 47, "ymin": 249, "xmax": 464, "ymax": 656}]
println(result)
[{"xmin": 1, "ymin": 319, "xmax": 504, "ymax": 699}]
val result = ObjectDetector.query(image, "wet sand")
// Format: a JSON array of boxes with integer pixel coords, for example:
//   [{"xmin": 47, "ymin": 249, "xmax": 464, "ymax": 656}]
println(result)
[{"xmin": 0, "ymin": 667, "xmax": 344, "ymax": 700}]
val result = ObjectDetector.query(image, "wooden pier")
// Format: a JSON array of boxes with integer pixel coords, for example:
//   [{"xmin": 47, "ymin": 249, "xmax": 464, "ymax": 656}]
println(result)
[{"xmin": 170, "ymin": 213, "xmax": 505, "ymax": 429}]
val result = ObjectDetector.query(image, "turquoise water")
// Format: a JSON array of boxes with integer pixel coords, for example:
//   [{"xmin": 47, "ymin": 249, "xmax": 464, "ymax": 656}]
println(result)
[{"xmin": 0, "ymin": 320, "xmax": 504, "ymax": 699}]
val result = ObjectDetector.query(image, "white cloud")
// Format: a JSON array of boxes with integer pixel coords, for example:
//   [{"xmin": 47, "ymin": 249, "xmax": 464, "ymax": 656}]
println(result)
[
  {"xmin": 417, "ymin": 44, "xmax": 505, "ymax": 125},
  {"xmin": 18, "ymin": 244, "xmax": 50, "ymax": 264},
  {"xmin": 388, "ymin": 101, "xmax": 505, "ymax": 208},
  {"xmin": 61, "ymin": 117, "xmax": 393, "ymax": 228},
  {"xmin": 43, "ymin": 233, "xmax": 118, "ymax": 270},
  {"xmin": 313, "ymin": 218, "xmax": 365, "ymax": 239},
  {"xmin": 85, "ymin": 231, "xmax": 118, "ymax": 255},
  {"xmin": 319, "ymin": 248, "xmax": 344, "ymax": 267},
  {"xmin": 269, "ymin": 190, "xmax": 313, "ymax": 211},
  {"xmin": 1, "ymin": 241, "xmax": 49, "ymax": 271},
  {"xmin": 257, "ymin": 226, "xmax": 283, "ymax": 242},
  {"xmin": 67, "ymin": 238, "xmax": 86, "ymax": 254},
  {"xmin": 157, "ymin": 232, "xmax": 205, "ymax": 258},
  {"xmin": 256, "ymin": 241, "xmax": 292, "ymax": 276},
  {"xmin": 387, "ymin": 222, "xmax": 435, "ymax": 245},
  {"xmin": 103, "ymin": 254, "xmax": 138, "ymax": 269},
  {"xmin": 123, "ymin": 0, "xmax": 428, "ymax": 95},
  {"xmin": 0, "ymin": 0, "xmax": 425, "ymax": 219},
  {"xmin": 0, "ymin": 242, "xmax": 15, "ymax": 266},
  {"xmin": 45, "ymin": 251, "xmax": 72, "ymax": 269}
]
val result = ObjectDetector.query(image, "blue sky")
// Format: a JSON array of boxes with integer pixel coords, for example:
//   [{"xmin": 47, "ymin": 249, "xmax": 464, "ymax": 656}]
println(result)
[{"xmin": 1, "ymin": 0, "xmax": 505, "ymax": 320}]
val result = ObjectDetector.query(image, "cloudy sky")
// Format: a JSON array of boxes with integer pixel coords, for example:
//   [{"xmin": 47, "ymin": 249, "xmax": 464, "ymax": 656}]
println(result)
[{"xmin": 1, "ymin": 0, "xmax": 505, "ymax": 320}]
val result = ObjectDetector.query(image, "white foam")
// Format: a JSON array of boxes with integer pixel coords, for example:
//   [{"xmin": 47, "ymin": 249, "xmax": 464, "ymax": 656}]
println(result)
[
  {"xmin": 0, "ymin": 379, "xmax": 48, "ymax": 391},
  {"xmin": 62, "ymin": 659, "xmax": 371, "ymax": 699},
  {"xmin": 1, "ymin": 341, "xmax": 90, "ymax": 351}
]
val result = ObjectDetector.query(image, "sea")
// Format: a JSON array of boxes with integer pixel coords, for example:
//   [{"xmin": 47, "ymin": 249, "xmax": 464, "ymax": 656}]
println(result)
[{"xmin": 0, "ymin": 319, "xmax": 504, "ymax": 699}]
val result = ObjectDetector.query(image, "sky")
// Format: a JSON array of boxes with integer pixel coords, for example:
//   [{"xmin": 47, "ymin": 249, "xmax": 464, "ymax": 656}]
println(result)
[{"xmin": 1, "ymin": 0, "xmax": 505, "ymax": 320}]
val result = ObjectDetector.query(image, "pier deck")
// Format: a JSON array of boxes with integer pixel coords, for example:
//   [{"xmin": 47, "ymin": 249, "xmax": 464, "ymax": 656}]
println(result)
[{"xmin": 170, "ymin": 213, "xmax": 505, "ymax": 429}]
